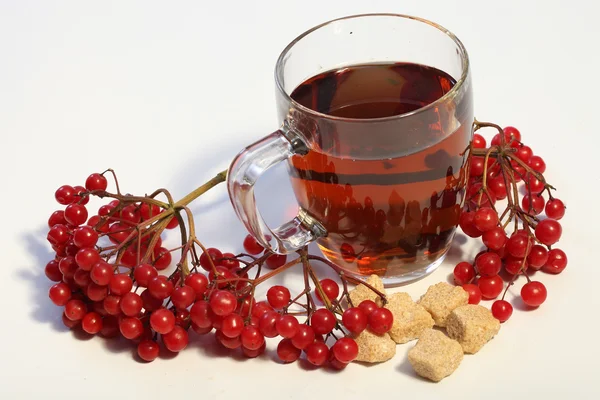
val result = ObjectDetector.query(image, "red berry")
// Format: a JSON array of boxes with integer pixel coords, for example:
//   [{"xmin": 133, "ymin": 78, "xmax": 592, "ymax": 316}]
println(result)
[
  {"xmin": 276, "ymin": 315, "xmax": 300, "ymax": 338},
  {"xmin": 453, "ymin": 262, "xmax": 475, "ymax": 285},
  {"xmin": 368, "ymin": 308, "xmax": 394, "ymax": 334},
  {"xmin": 504, "ymin": 256, "xmax": 528, "ymax": 275},
  {"xmin": 277, "ymin": 338, "xmax": 301, "ymax": 363},
  {"xmin": 73, "ymin": 225, "xmax": 98, "ymax": 248},
  {"xmin": 470, "ymin": 157, "xmax": 485, "ymax": 177},
  {"xmin": 502, "ymin": 126, "xmax": 521, "ymax": 144},
  {"xmin": 45, "ymin": 260, "xmax": 62, "ymax": 282},
  {"xmin": 256, "ymin": 311, "xmax": 279, "ymax": 338},
  {"xmin": 462, "ymin": 284, "xmax": 482, "ymax": 304},
  {"xmin": 48, "ymin": 210, "xmax": 67, "ymax": 228},
  {"xmin": 64, "ymin": 204, "xmax": 88, "ymax": 226},
  {"xmin": 527, "ymin": 245, "xmax": 549, "ymax": 270},
  {"xmin": 342, "ymin": 307, "xmax": 368, "ymax": 334},
  {"xmin": 162, "ymin": 325, "xmax": 188, "ymax": 352},
  {"xmin": 73, "ymin": 269, "xmax": 93, "ymax": 288},
  {"xmin": 109, "ymin": 274, "xmax": 133, "ymax": 295},
  {"xmin": 506, "ymin": 233, "xmax": 532, "ymax": 258},
  {"xmin": 522, "ymin": 194, "xmax": 545, "ymax": 215},
  {"xmin": 190, "ymin": 300, "xmax": 212, "ymax": 329},
  {"xmin": 545, "ymin": 198, "xmax": 565, "ymax": 220},
  {"xmin": 171, "ymin": 285, "xmax": 196, "ymax": 309},
  {"xmin": 90, "ymin": 261, "xmax": 113, "ymax": 286},
  {"xmin": 358, "ymin": 300, "xmax": 378, "ymax": 316},
  {"xmin": 515, "ymin": 145, "xmax": 533, "ymax": 163},
  {"xmin": 221, "ymin": 313, "xmax": 245, "ymax": 338},
  {"xmin": 535, "ymin": 219, "xmax": 562, "ymax": 246},
  {"xmin": 265, "ymin": 254, "xmax": 287, "ymax": 269},
  {"xmin": 331, "ymin": 337, "xmax": 358, "ymax": 363},
  {"xmin": 311, "ymin": 309, "xmax": 337, "ymax": 335},
  {"xmin": 119, "ymin": 292, "xmax": 142, "ymax": 317},
  {"xmin": 329, "ymin": 354, "xmax": 348, "ymax": 370},
  {"xmin": 209, "ymin": 290, "xmax": 237, "ymax": 316},
  {"xmin": 199, "ymin": 248, "xmax": 224, "ymax": 271},
  {"xmin": 99, "ymin": 315, "xmax": 119, "ymax": 338},
  {"xmin": 64, "ymin": 299, "xmax": 87, "ymax": 321},
  {"xmin": 184, "ymin": 273, "xmax": 209, "ymax": 299},
  {"xmin": 148, "ymin": 276, "xmax": 173, "ymax": 300},
  {"xmin": 477, "ymin": 275, "xmax": 504, "ymax": 300},
  {"xmin": 85, "ymin": 173, "xmax": 108, "ymax": 191},
  {"xmin": 291, "ymin": 324, "xmax": 315, "ymax": 350},
  {"xmin": 475, "ymin": 252, "xmax": 502, "ymax": 277},
  {"xmin": 47, "ymin": 224, "xmax": 70, "ymax": 246},
  {"xmin": 120, "ymin": 317, "xmax": 144, "ymax": 339},
  {"xmin": 153, "ymin": 247, "xmax": 172, "ymax": 270},
  {"xmin": 459, "ymin": 211, "xmax": 483, "ymax": 238},
  {"xmin": 139, "ymin": 203, "xmax": 161, "ymax": 220},
  {"xmin": 55, "ymin": 185, "xmax": 76, "ymax": 205},
  {"xmin": 74, "ymin": 248, "xmax": 100, "ymax": 271},
  {"xmin": 267, "ymin": 285, "xmax": 291, "ymax": 309},
  {"xmin": 482, "ymin": 227, "xmax": 507, "ymax": 251},
  {"xmin": 133, "ymin": 264, "xmax": 158, "ymax": 287},
  {"xmin": 81, "ymin": 312, "xmax": 103, "ymax": 334},
  {"xmin": 488, "ymin": 177, "xmax": 508, "ymax": 200},
  {"xmin": 305, "ymin": 341, "xmax": 330, "ymax": 366},
  {"xmin": 521, "ymin": 281, "xmax": 547, "ymax": 307},
  {"xmin": 240, "ymin": 325, "xmax": 265, "ymax": 350},
  {"xmin": 242, "ymin": 342, "xmax": 266, "ymax": 358},
  {"xmin": 491, "ymin": 300, "xmax": 513, "ymax": 322},
  {"xmin": 103, "ymin": 295, "xmax": 121, "ymax": 316},
  {"xmin": 542, "ymin": 248, "xmax": 567, "ymax": 274},
  {"xmin": 251, "ymin": 301, "xmax": 274, "ymax": 318},
  {"xmin": 243, "ymin": 235, "xmax": 264, "ymax": 255},
  {"xmin": 219, "ymin": 253, "xmax": 240, "ymax": 269},
  {"xmin": 526, "ymin": 174, "xmax": 545, "ymax": 194},
  {"xmin": 527, "ymin": 155, "xmax": 545, "ymax": 173},
  {"xmin": 108, "ymin": 222, "xmax": 131, "ymax": 244},
  {"xmin": 315, "ymin": 279, "xmax": 339, "ymax": 303},
  {"xmin": 58, "ymin": 256, "xmax": 78, "ymax": 279},
  {"xmin": 62, "ymin": 312, "xmax": 80, "ymax": 329},
  {"xmin": 150, "ymin": 308, "xmax": 176, "ymax": 334},
  {"xmin": 235, "ymin": 296, "xmax": 255, "ymax": 317},
  {"xmin": 473, "ymin": 207, "xmax": 498, "ymax": 232},
  {"xmin": 472, "ymin": 133, "xmax": 486, "ymax": 149},
  {"xmin": 49, "ymin": 282, "xmax": 71, "ymax": 306},
  {"xmin": 137, "ymin": 340, "xmax": 160, "ymax": 362},
  {"xmin": 86, "ymin": 282, "xmax": 108, "ymax": 301}
]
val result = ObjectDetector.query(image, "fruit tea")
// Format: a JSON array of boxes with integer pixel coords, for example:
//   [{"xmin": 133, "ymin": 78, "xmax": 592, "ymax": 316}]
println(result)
[{"xmin": 288, "ymin": 62, "xmax": 472, "ymax": 279}]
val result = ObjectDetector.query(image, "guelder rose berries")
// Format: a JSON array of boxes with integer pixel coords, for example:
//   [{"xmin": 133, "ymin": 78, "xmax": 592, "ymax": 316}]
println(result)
[{"xmin": 454, "ymin": 124, "xmax": 566, "ymax": 322}]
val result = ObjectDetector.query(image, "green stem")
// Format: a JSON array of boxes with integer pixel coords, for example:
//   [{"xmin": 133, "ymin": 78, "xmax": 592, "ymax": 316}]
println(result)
[{"xmin": 175, "ymin": 170, "xmax": 228, "ymax": 208}]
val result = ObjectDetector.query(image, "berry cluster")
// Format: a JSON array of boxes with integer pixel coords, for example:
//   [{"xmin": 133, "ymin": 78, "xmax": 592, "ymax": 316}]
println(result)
[
  {"xmin": 44, "ymin": 170, "xmax": 391, "ymax": 365},
  {"xmin": 454, "ymin": 122, "xmax": 567, "ymax": 322}
]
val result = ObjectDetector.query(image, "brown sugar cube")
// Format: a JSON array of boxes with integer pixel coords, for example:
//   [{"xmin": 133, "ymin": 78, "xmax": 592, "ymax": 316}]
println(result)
[
  {"xmin": 349, "ymin": 274, "xmax": 386, "ymax": 307},
  {"xmin": 384, "ymin": 292, "xmax": 434, "ymax": 344},
  {"xmin": 407, "ymin": 329, "xmax": 464, "ymax": 382},
  {"xmin": 418, "ymin": 282, "xmax": 469, "ymax": 327},
  {"xmin": 446, "ymin": 305, "xmax": 501, "ymax": 354},
  {"xmin": 354, "ymin": 329, "xmax": 396, "ymax": 363}
]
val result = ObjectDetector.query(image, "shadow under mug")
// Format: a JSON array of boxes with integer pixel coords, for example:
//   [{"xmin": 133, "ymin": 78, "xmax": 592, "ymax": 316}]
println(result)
[{"xmin": 227, "ymin": 14, "xmax": 473, "ymax": 286}]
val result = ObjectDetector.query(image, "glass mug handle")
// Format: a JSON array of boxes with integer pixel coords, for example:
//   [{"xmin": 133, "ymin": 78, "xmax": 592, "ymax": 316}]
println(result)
[{"xmin": 227, "ymin": 125, "xmax": 327, "ymax": 254}]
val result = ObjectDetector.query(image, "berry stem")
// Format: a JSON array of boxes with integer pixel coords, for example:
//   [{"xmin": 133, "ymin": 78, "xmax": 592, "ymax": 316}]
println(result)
[{"xmin": 174, "ymin": 170, "xmax": 228, "ymax": 208}]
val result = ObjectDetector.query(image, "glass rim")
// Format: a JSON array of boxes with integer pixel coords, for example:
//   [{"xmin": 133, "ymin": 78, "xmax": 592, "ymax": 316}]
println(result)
[{"xmin": 274, "ymin": 13, "xmax": 470, "ymax": 123}]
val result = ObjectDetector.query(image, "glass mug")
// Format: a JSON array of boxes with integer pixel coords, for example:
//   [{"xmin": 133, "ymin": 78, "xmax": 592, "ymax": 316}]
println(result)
[{"xmin": 227, "ymin": 14, "xmax": 473, "ymax": 286}]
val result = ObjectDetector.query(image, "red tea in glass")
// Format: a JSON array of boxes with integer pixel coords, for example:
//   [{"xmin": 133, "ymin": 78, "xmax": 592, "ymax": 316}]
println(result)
[{"xmin": 228, "ymin": 14, "xmax": 473, "ymax": 285}]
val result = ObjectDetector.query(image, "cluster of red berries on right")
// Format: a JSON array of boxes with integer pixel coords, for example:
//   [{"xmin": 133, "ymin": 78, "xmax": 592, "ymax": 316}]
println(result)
[{"xmin": 454, "ymin": 125, "xmax": 567, "ymax": 323}]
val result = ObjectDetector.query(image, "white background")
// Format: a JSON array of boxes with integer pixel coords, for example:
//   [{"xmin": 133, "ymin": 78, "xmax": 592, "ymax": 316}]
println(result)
[{"xmin": 1, "ymin": 0, "xmax": 598, "ymax": 399}]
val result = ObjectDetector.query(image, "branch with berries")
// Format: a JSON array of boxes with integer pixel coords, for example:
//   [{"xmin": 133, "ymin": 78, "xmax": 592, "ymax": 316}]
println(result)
[
  {"xmin": 45, "ymin": 170, "xmax": 392, "ymax": 367},
  {"xmin": 454, "ymin": 121, "xmax": 567, "ymax": 321}
]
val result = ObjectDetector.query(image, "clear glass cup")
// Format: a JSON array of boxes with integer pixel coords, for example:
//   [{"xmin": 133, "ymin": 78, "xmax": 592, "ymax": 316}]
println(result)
[{"xmin": 227, "ymin": 14, "xmax": 473, "ymax": 286}]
